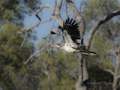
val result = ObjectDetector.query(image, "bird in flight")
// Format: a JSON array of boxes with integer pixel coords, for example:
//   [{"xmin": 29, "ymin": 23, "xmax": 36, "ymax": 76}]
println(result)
[{"xmin": 50, "ymin": 18, "xmax": 96, "ymax": 55}]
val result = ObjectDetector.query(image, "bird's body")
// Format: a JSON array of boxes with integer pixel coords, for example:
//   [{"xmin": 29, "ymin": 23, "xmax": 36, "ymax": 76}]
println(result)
[
  {"xmin": 50, "ymin": 18, "xmax": 96, "ymax": 55},
  {"xmin": 61, "ymin": 45, "xmax": 76, "ymax": 52},
  {"xmin": 49, "ymin": 44, "xmax": 76, "ymax": 52}
]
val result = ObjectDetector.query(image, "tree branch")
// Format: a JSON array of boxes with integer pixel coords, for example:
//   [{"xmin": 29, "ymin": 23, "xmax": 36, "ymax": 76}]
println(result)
[
  {"xmin": 117, "ymin": 75, "xmax": 120, "ymax": 79},
  {"xmin": 20, "ymin": 32, "xmax": 28, "ymax": 48},
  {"xmin": 103, "ymin": 68, "xmax": 114, "ymax": 75},
  {"xmin": 86, "ymin": 10, "xmax": 120, "ymax": 49},
  {"xmin": 51, "ymin": 0, "xmax": 63, "ymax": 25},
  {"xmin": 18, "ymin": 5, "xmax": 54, "ymax": 34},
  {"xmin": 23, "ymin": 46, "xmax": 47, "ymax": 64},
  {"xmin": 66, "ymin": 0, "xmax": 85, "ymax": 38},
  {"xmin": 35, "ymin": 4, "xmax": 54, "ymax": 16}
]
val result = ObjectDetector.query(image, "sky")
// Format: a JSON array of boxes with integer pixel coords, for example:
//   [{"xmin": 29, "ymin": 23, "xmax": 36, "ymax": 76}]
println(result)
[
  {"xmin": 23, "ymin": 0, "xmax": 82, "ymax": 46},
  {"xmin": 23, "ymin": 0, "xmax": 56, "ymax": 45},
  {"xmin": 23, "ymin": 0, "xmax": 120, "ymax": 47}
]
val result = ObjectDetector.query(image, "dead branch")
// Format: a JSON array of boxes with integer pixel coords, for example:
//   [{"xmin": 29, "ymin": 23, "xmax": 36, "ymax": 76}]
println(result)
[
  {"xmin": 103, "ymin": 68, "xmax": 114, "ymax": 75},
  {"xmin": 23, "ymin": 46, "xmax": 47, "ymax": 64},
  {"xmin": 19, "ymin": 5, "xmax": 54, "ymax": 34},
  {"xmin": 20, "ymin": 18, "xmax": 52, "ymax": 34},
  {"xmin": 20, "ymin": 32, "xmax": 28, "ymax": 48},
  {"xmin": 51, "ymin": 0, "xmax": 63, "ymax": 25},
  {"xmin": 86, "ymin": 9, "xmax": 120, "ymax": 49},
  {"xmin": 66, "ymin": 0, "xmax": 85, "ymax": 38},
  {"xmin": 117, "ymin": 75, "xmax": 120, "ymax": 79},
  {"xmin": 35, "ymin": 5, "xmax": 54, "ymax": 16},
  {"xmin": 24, "ymin": 25, "xmax": 61, "ymax": 64}
]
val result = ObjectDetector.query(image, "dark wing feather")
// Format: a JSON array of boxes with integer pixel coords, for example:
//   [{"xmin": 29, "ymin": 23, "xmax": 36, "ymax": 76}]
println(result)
[{"xmin": 60, "ymin": 18, "xmax": 81, "ymax": 44}]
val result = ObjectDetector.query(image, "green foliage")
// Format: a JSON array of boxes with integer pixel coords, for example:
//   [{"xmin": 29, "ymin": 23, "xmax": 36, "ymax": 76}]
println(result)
[
  {"xmin": 90, "ymin": 32, "xmax": 114, "ymax": 69},
  {"xmin": 88, "ymin": 65, "xmax": 113, "ymax": 90},
  {"xmin": 31, "ymin": 50, "xmax": 77, "ymax": 90},
  {"xmin": 83, "ymin": 0, "xmax": 120, "ymax": 25},
  {"xmin": 91, "ymin": 32, "xmax": 111, "ymax": 56},
  {"xmin": 87, "ymin": 32, "xmax": 114, "ymax": 89},
  {"xmin": 0, "ymin": 22, "xmax": 35, "ymax": 90},
  {"xmin": 0, "ymin": 0, "xmax": 118, "ymax": 90},
  {"xmin": 0, "ymin": 0, "xmax": 40, "ymax": 24}
]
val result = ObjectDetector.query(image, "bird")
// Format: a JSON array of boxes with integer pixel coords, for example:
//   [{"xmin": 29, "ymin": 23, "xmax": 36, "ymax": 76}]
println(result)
[{"xmin": 49, "ymin": 18, "xmax": 96, "ymax": 55}]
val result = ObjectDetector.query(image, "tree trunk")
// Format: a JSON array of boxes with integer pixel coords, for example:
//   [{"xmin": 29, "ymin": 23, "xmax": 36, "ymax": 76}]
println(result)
[
  {"xmin": 76, "ymin": 54, "xmax": 88, "ymax": 90},
  {"xmin": 112, "ymin": 55, "xmax": 120, "ymax": 90}
]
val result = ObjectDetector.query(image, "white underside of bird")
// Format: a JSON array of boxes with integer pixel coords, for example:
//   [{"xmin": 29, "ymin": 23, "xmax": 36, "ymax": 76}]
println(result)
[{"xmin": 61, "ymin": 45, "xmax": 76, "ymax": 52}]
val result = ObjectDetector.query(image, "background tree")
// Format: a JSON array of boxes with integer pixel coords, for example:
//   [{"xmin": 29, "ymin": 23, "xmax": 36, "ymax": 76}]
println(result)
[
  {"xmin": 83, "ymin": 0, "xmax": 120, "ymax": 89},
  {"xmin": 1, "ymin": 0, "xmax": 120, "ymax": 90},
  {"xmin": 0, "ymin": 0, "xmax": 40, "ymax": 90},
  {"xmin": 22, "ymin": 0, "xmax": 120, "ymax": 90}
]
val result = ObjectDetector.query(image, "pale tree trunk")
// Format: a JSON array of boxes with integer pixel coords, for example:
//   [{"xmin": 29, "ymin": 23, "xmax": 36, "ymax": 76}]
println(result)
[
  {"xmin": 65, "ymin": 1, "xmax": 88, "ymax": 89},
  {"xmin": 76, "ymin": 54, "xmax": 88, "ymax": 90},
  {"xmin": 112, "ymin": 41, "xmax": 120, "ymax": 90},
  {"xmin": 112, "ymin": 54, "xmax": 120, "ymax": 90}
]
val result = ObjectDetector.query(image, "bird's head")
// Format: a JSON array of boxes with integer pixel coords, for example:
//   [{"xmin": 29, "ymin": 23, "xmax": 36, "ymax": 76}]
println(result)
[{"xmin": 49, "ymin": 45, "xmax": 60, "ymax": 48}]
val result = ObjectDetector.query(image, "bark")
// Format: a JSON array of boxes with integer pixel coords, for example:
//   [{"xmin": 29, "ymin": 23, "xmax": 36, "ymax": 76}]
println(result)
[
  {"xmin": 51, "ymin": 0, "xmax": 63, "ymax": 25},
  {"xmin": 112, "ymin": 41, "xmax": 120, "ymax": 90},
  {"xmin": 76, "ymin": 54, "xmax": 88, "ymax": 90}
]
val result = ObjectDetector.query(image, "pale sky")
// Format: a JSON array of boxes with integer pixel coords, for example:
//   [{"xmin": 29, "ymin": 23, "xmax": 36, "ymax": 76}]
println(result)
[
  {"xmin": 23, "ymin": 0, "xmax": 82, "ymax": 46},
  {"xmin": 24, "ymin": 0, "xmax": 59, "ymax": 45}
]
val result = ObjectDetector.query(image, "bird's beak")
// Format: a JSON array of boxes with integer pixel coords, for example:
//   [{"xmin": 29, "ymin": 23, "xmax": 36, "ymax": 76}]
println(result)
[{"xmin": 49, "ymin": 45, "xmax": 53, "ymax": 48}]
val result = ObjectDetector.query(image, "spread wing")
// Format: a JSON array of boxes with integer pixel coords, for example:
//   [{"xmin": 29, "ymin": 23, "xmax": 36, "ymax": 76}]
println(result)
[{"xmin": 59, "ymin": 18, "xmax": 81, "ymax": 47}]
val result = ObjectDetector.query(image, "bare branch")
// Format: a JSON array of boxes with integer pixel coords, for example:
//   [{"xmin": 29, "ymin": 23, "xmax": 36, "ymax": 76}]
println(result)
[
  {"xmin": 19, "ymin": 21, "xmax": 40, "ymax": 33},
  {"xmin": 19, "ymin": 5, "xmax": 54, "ymax": 34},
  {"xmin": 23, "ymin": 26, "xmax": 60, "ymax": 64},
  {"xmin": 117, "ymin": 75, "xmax": 120, "ymax": 79},
  {"xmin": 20, "ymin": 32, "xmax": 28, "ymax": 48},
  {"xmin": 23, "ymin": 45, "xmax": 47, "ymax": 64},
  {"xmin": 34, "ymin": 4, "xmax": 54, "ymax": 21},
  {"xmin": 66, "ymin": 0, "xmax": 85, "ymax": 38},
  {"xmin": 65, "ymin": 4, "xmax": 69, "ymax": 18},
  {"xmin": 99, "ymin": 66, "xmax": 114, "ymax": 75},
  {"xmin": 104, "ymin": 68, "xmax": 114, "ymax": 75},
  {"xmin": 35, "ymin": 5, "xmax": 54, "ymax": 16},
  {"xmin": 86, "ymin": 10, "xmax": 120, "ymax": 49},
  {"xmin": 99, "ymin": 65, "xmax": 114, "ymax": 75},
  {"xmin": 51, "ymin": 0, "xmax": 63, "ymax": 25}
]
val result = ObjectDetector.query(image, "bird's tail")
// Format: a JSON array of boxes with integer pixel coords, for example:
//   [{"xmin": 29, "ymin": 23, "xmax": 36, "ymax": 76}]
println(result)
[{"xmin": 79, "ymin": 50, "xmax": 96, "ymax": 56}]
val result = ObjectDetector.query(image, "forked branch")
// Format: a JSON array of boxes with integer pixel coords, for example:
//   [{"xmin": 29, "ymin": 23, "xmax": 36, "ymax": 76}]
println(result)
[{"xmin": 86, "ymin": 10, "xmax": 120, "ymax": 49}]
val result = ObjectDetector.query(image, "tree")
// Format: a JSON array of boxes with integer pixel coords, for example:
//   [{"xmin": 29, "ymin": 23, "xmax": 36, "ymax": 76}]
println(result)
[
  {"xmin": 100, "ymin": 21, "xmax": 120, "ymax": 90},
  {"xmin": 0, "ymin": 0, "xmax": 39, "ymax": 89},
  {"xmin": 22, "ymin": 0, "xmax": 120, "ymax": 90},
  {"xmin": 83, "ymin": 0, "xmax": 120, "ymax": 89},
  {"xmin": 0, "ymin": 0, "xmax": 40, "ymax": 24},
  {"xmin": 1, "ymin": 0, "xmax": 120, "ymax": 90},
  {"xmin": 88, "ymin": 32, "xmax": 113, "ymax": 89}
]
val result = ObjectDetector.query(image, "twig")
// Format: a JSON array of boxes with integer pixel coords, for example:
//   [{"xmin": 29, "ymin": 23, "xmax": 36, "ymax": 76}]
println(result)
[
  {"xmin": 20, "ymin": 32, "xmax": 28, "ymax": 48},
  {"xmin": 23, "ymin": 46, "xmax": 47, "ymax": 64}
]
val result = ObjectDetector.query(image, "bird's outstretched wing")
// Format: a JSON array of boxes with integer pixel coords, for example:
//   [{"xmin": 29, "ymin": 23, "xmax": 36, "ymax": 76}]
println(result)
[{"xmin": 59, "ymin": 18, "xmax": 81, "ymax": 45}]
